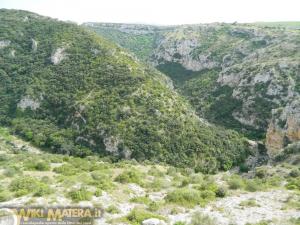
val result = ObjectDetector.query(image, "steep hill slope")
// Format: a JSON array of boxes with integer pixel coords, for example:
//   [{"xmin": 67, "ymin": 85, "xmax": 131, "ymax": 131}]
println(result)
[
  {"xmin": 0, "ymin": 9, "xmax": 248, "ymax": 172},
  {"xmin": 85, "ymin": 22, "xmax": 300, "ymax": 155}
]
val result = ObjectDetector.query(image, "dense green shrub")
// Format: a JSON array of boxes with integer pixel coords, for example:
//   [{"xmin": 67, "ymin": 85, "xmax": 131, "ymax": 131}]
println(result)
[
  {"xmin": 94, "ymin": 188, "xmax": 102, "ymax": 197},
  {"xmin": 227, "ymin": 175, "xmax": 245, "ymax": 190},
  {"xmin": 10, "ymin": 177, "xmax": 38, "ymax": 195},
  {"xmin": 0, "ymin": 190, "xmax": 12, "ymax": 202},
  {"xmin": 130, "ymin": 196, "xmax": 151, "ymax": 205},
  {"xmin": 147, "ymin": 201, "xmax": 161, "ymax": 212},
  {"xmin": 148, "ymin": 166, "xmax": 165, "ymax": 177},
  {"xmin": 215, "ymin": 186, "xmax": 227, "ymax": 198},
  {"xmin": 166, "ymin": 167, "xmax": 177, "ymax": 176},
  {"xmin": 245, "ymin": 179, "xmax": 263, "ymax": 192},
  {"xmin": 35, "ymin": 162, "xmax": 50, "ymax": 171},
  {"xmin": 106, "ymin": 205, "xmax": 120, "ymax": 214},
  {"xmin": 34, "ymin": 183, "xmax": 52, "ymax": 197},
  {"xmin": 174, "ymin": 222, "xmax": 186, "ymax": 225},
  {"xmin": 194, "ymin": 178, "xmax": 218, "ymax": 193},
  {"xmin": 189, "ymin": 173, "xmax": 204, "ymax": 184},
  {"xmin": 239, "ymin": 163, "xmax": 250, "ymax": 173},
  {"xmin": 115, "ymin": 170, "xmax": 143, "ymax": 185},
  {"xmin": 0, "ymin": 154, "xmax": 9, "ymax": 162},
  {"xmin": 285, "ymin": 177, "xmax": 300, "ymax": 190},
  {"xmin": 88, "ymin": 171, "xmax": 115, "ymax": 190},
  {"xmin": 255, "ymin": 167, "xmax": 268, "ymax": 178},
  {"xmin": 91, "ymin": 171, "xmax": 111, "ymax": 181},
  {"xmin": 145, "ymin": 177, "xmax": 170, "ymax": 191},
  {"xmin": 53, "ymin": 164, "xmax": 78, "ymax": 176},
  {"xmin": 289, "ymin": 169, "xmax": 300, "ymax": 178},
  {"xmin": 68, "ymin": 187, "xmax": 92, "ymax": 202},
  {"xmin": 165, "ymin": 188, "xmax": 215, "ymax": 207},
  {"xmin": 9, "ymin": 176, "xmax": 51, "ymax": 197},
  {"xmin": 125, "ymin": 208, "xmax": 165, "ymax": 224}
]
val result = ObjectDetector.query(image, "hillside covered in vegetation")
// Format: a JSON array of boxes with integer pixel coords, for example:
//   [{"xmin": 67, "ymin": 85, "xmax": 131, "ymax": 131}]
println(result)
[
  {"xmin": 85, "ymin": 22, "xmax": 300, "ymax": 155},
  {"xmin": 0, "ymin": 9, "xmax": 250, "ymax": 172}
]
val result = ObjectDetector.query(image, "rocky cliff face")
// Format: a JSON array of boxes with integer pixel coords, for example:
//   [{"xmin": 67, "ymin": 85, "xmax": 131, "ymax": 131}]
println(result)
[
  {"xmin": 266, "ymin": 98, "xmax": 300, "ymax": 157},
  {"xmin": 86, "ymin": 23, "xmax": 300, "ymax": 156}
]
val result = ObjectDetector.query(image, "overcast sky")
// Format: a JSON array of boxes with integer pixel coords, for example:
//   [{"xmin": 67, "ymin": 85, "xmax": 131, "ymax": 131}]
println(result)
[{"xmin": 1, "ymin": 0, "xmax": 300, "ymax": 25}]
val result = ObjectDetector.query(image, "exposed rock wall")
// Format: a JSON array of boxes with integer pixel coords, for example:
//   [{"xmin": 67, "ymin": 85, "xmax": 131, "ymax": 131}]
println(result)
[
  {"xmin": 51, "ymin": 47, "xmax": 66, "ymax": 65},
  {"xmin": 0, "ymin": 40, "xmax": 10, "ymax": 48},
  {"xmin": 17, "ymin": 96, "xmax": 40, "ymax": 111},
  {"xmin": 31, "ymin": 38, "xmax": 38, "ymax": 52},
  {"xmin": 266, "ymin": 99, "xmax": 300, "ymax": 157}
]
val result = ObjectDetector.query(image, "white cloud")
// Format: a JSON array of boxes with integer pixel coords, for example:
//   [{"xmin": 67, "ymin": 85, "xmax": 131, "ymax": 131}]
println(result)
[{"xmin": 1, "ymin": 0, "xmax": 300, "ymax": 24}]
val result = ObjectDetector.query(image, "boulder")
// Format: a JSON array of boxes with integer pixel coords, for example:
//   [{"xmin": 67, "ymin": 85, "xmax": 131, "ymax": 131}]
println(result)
[{"xmin": 142, "ymin": 218, "xmax": 167, "ymax": 225}]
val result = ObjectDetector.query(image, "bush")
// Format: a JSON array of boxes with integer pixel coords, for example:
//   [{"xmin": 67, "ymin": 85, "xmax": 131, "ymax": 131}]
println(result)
[
  {"xmin": 115, "ymin": 170, "xmax": 143, "ymax": 185},
  {"xmin": 166, "ymin": 167, "xmax": 177, "ymax": 176},
  {"xmin": 285, "ymin": 177, "xmax": 300, "ymax": 190},
  {"xmin": 9, "ymin": 176, "xmax": 51, "ymax": 197},
  {"xmin": 228, "ymin": 175, "xmax": 245, "ymax": 190},
  {"xmin": 130, "ymin": 196, "xmax": 151, "ymax": 205},
  {"xmin": 255, "ymin": 167, "xmax": 268, "ymax": 178},
  {"xmin": 68, "ymin": 187, "xmax": 92, "ymax": 202},
  {"xmin": 125, "ymin": 208, "xmax": 165, "ymax": 224},
  {"xmin": 245, "ymin": 179, "xmax": 262, "ymax": 192},
  {"xmin": 239, "ymin": 163, "xmax": 250, "ymax": 173},
  {"xmin": 165, "ymin": 188, "xmax": 214, "ymax": 207},
  {"xmin": 194, "ymin": 179, "xmax": 218, "ymax": 193},
  {"xmin": 289, "ymin": 169, "xmax": 300, "ymax": 178},
  {"xmin": 53, "ymin": 164, "xmax": 78, "ymax": 176},
  {"xmin": 189, "ymin": 173, "xmax": 204, "ymax": 184},
  {"xmin": 215, "ymin": 186, "xmax": 227, "ymax": 198},
  {"xmin": 144, "ymin": 178, "xmax": 168, "ymax": 191},
  {"xmin": 180, "ymin": 178, "xmax": 190, "ymax": 187},
  {"xmin": 94, "ymin": 188, "xmax": 102, "ymax": 197},
  {"xmin": 0, "ymin": 154, "xmax": 9, "ymax": 162},
  {"xmin": 148, "ymin": 166, "xmax": 164, "ymax": 177},
  {"xmin": 34, "ymin": 161, "xmax": 51, "ymax": 171},
  {"xmin": 147, "ymin": 201, "xmax": 161, "ymax": 212},
  {"xmin": 91, "ymin": 171, "xmax": 110, "ymax": 181},
  {"xmin": 10, "ymin": 177, "xmax": 38, "ymax": 196},
  {"xmin": 90, "ymin": 171, "xmax": 115, "ymax": 190},
  {"xmin": 265, "ymin": 176, "xmax": 282, "ymax": 187},
  {"xmin": 34, "ymin": 183, "xmax": 52, "ymax": 197},
  {"xmin": 0, "ymin": 191, "xmax": 12, "ymax": 202},
  {"xmin": 190, "ymin": 212, "xmax": 217, "ymax": 225},
  {"xmin": 106, "ymin": 205, "xmax": 120, "ymax": 214}
]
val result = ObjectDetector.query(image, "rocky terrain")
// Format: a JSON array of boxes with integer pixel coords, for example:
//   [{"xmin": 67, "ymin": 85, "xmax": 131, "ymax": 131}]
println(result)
[
  {"xmin": 86, "ymin": 22, "xmax": 300, "ymax": 157},
  {"xmin": 0, "ymin": 128, "xmax": 299, "ymax": 225}
]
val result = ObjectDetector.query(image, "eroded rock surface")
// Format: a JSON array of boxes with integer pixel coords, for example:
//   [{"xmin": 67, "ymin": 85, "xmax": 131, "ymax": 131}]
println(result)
[
  {"xmin": 266, "ymin": 99, "xmax": 300, "ymax": 157},
  {"xmin": 51, "ymin": 47, "xmax": 66, "ymax": 64},
  {"xmin": 17, "ymin": 96, "xmax": 40, "ymax": 111}
]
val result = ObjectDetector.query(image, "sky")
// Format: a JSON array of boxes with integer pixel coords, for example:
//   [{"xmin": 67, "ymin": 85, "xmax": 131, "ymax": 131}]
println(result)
[{"xmin": 1, "ymin": 0, "xmax": 300, "ymax": 25}]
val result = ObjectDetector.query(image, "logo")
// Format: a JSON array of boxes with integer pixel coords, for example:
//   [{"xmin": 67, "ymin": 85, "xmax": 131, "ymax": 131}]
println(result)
[{"xmin": 0, "ymin": 207, "xmax": 104, "ymax": 225}]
